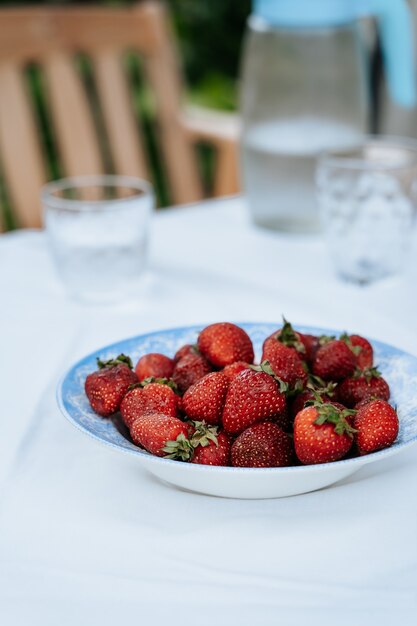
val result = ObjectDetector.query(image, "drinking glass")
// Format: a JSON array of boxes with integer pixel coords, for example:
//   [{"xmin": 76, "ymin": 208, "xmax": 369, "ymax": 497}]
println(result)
[
  {"xmin": 43, "ymin": 175, "xmax": 154, "ymax": 303},
  {"xmin": 316, "ymin": 138, "xmax": 417, "ymax": 284}
]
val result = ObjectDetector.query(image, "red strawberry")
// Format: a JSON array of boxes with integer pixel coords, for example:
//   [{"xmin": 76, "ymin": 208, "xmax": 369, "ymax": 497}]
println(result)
[
  {"xmin": 191, "ymin": 430, "xmax": 231, "ymax": 466},
  {"xmin": 222, "ymin": 361, "xmax": 250, "ymax": 381},
  {"xmin": 299, "ymin": 333, "xmax": 320, "ymax": 364},
  {"xmin": 293, "ymin": 403, "xmax": 356, "ymax": 464},
  {"xmin": 262, "ymin": 339, "xmax": 307, "ymax": 389},
  {"xmin": 130, "ymin": 413, "xmax": 191, "ymax": 459},
  {"xmin": 337, "ymin": 367, "xmax": 390, "ymax": 408},
  {"xmin": 341, "ymin": 333, "xmax": 373, "ymax": 369},
  {"xmin": 172, "ymin": 352, "xmax": 212, "ymax": 393},
  {"xmin": 135, "ymin": 353, "xmax": 174, "ymax": 382},
  {"xmin": 312, "ymin": 340, "xmax": 356, "ymax": 381},
  {"xmin": 354, "ymin": 399, "xmax": 399, "ymax": 455},
  {"xmin": 183, "ymin": 372, "xmax": 229, "ymax": 425},
  {"xmin": 198, "ymin": 322, "xmax": 254, "ymax": 368},
  {"xmin": 264, "ymin": 319, "xmax": 306, "ymax": 359},
  {"xmin": 222, "ymin": 368, "xmax": 287, "ymax": 435},
  {"xmin": 231, "ymin": 422, "xmax": 294, "ymax": 468},
  {"xmin": 85, "ymin": 354, "xmax": 137, "ymax": 417},
  {"xmin": 174, "ymin": 344, "xmax": 198, "ymax": 363},
  {"xmin": 120, "ymin": 380, "xmax": 180, "ymax": 429}
]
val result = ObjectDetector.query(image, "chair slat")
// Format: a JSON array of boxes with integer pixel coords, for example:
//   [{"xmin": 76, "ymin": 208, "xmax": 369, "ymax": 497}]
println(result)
[
  {"xmin": 93, "ymin": 50, "xmax": 148, "ymax": 179},
  {"xmin": 0, "ymin": 7, "xmax": 155, "ymax": 63},
  {"xmin": 0, "ymin": 63, "xmax": 45, "ymax": 228},
  {"xmin": 43, "ymin": 53, "xmax": 102, "ymax": 177},
  {"xmin": 141, "ymin": 3, "xmax": 203, "ymax": 204}
]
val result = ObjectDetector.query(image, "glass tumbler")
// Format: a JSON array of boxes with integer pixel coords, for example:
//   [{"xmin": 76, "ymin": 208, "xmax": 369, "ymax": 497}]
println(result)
[
  {"xmin": 316, "ymin": 138, "xmax": 417, "ymax": 284},
  {"xmin": 42, "ymin": 175, "xmax": 154, "ymax": 303}
]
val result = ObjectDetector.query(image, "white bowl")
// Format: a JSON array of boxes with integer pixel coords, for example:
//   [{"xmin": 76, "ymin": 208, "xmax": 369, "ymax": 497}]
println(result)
[{"xmin": 57, "ymin": 323, "xmax": 417, "ymax": 499}]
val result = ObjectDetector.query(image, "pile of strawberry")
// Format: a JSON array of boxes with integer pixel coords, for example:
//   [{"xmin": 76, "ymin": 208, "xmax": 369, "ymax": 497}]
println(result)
[{"xmin": 84, "ymin": 321, "xmax": 399, "ymax": 468}]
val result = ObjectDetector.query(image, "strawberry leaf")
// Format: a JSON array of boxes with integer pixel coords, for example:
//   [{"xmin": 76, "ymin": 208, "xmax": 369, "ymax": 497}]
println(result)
[
  {"xmin": 97, "ymin": 353, "xmax": 133, "ymax": 370},
  {"xmin": 277, "ymin": 317, "xmax": 306, "ymax": 354},
  {"xmin": 162, "ymin": 433, "xmax": 194, "ymax": 461}
]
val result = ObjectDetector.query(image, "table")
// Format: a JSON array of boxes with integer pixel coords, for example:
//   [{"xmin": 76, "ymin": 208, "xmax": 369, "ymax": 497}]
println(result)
[{"xmin": 1, "ymin": 196, "xmax": 417, "ymax": 625}]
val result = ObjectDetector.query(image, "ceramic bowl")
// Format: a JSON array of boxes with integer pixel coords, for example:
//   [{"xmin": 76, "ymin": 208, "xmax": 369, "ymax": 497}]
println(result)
[{"xmin": 57, "ymin": 323, "xmax": 417, "ymax": 499}]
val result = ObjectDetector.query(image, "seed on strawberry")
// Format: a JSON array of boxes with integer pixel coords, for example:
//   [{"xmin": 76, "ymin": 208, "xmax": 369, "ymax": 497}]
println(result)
[
  {"xmin": 261, "ymin": 338, "xmax": 307, "ymax": 389},
  {"xmin": 191, "ymin": 430, "xmax": 231, "ymax": 466},
  {"xmin": 183, "ymin": 372, "xmax": 229, "ymax": 425},
  {"xmin": 337, "ymin": 367, "xmax": 390, "ymax": 408},
  {"xmin": 120, "ymin": 380, "xmax": 180, "ymax": 429},
  {"xmin": 130, "ymin": 413, "xmax": 192, "ymax": 459},
  {"xmin": 135, "ymin": 353, "xmax": 174, "ymax": 382},
  {"xmin": 354, "ymin": 399, "xmax": 399, "ymax": 455},
  {"xmin": 222, "ymin": 368, "xmax": 287, "ymax": 435},
  {"xmin": 231, "ymin": 422, "xmax": 294, "ymax": 468},
  {"xmin": 222, "ymin": 361, "xmax": 251, "ymax": 381},
  {"xmin": 198, "ymin": 322, "xmax": 254, "ymax": 368},
  {"xmin": 85, "ymin": 354, "xmax": 137, "ymax": 417},
  {"xmin": 172, "ymin": 352, "xmax": 213, "ymax": 394},
  {"xmin": 312, "ymin": 339, "xmax": 356, "ymax": 381},
  {"xmin": 293, "ymin": 402, "xmax": 356, "ymax": 464}
]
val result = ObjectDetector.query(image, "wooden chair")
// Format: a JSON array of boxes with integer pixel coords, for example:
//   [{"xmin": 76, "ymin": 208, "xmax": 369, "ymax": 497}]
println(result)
[{"xmin": 0, "ymin": 1, "xmax": 240, "ymax": 230}]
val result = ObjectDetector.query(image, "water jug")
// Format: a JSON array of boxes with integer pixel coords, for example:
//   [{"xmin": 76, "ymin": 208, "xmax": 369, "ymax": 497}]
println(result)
[{"xmin": 240, "ymin": 0, "xmax": 416, "ymax": 232}]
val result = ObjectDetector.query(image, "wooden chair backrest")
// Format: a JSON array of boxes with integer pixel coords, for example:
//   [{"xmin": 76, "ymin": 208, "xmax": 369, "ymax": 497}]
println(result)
[{"xmin": 0, "ymin": 1, "xmax": 203, "ymax": 229}]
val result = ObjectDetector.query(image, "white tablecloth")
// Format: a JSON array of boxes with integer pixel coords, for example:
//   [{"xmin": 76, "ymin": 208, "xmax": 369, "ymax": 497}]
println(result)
[{"xmin": 1, "ymin": 196, "xmax": 417, "ymax": 625}]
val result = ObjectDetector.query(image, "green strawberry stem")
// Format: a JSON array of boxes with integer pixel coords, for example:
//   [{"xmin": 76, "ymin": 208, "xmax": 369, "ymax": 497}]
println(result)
[
  {"xmin": 312, "ymin": 402, "xmax": 357, "ymax": 437},
  {"xmin": 162, "ymin": 433, "xmax": 194, "ymax": 461},
  {"xmin": 276, "ymin": 317, "xmax": 305, "ymax": 354},
  {"xmin": 307, "ymin": 374, "xmax": 337, "ymax": 397},
  {"xmin": 340, "ymin": 333, "xmax": 361, "ymax": 356},
  {"xmin": 97, "ymin": 353, "xmax": 133, "ymax": 370},
  {"xmin": 130, "ymin": 377, "xmax": 180, "ymax": 393},
  {"xmin": 318, "ymin": 335, "xmax": 336, "ymax": 346},
  {"xmin": 353, "ymin": 366, "xmax": 381, "ymax": 382},
  {"xmin": 188, "ymin": 421, "xmax": 219, "ymax": 448}
]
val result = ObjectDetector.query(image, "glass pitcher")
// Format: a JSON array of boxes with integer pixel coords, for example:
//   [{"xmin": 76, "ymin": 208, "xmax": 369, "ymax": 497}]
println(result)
[{"xmin": 240, "ymin": 0, "xmax": 416, "ymax": 232}]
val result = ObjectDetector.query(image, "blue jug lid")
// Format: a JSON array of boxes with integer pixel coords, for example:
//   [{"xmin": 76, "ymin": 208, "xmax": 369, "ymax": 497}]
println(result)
[
  {"xmin": 253, "ymin": 0, "xmax": 360, "ymax": 27},
  {"xmin": 253, "ymin": 0, "xmax": 416, "ymax": 108}
]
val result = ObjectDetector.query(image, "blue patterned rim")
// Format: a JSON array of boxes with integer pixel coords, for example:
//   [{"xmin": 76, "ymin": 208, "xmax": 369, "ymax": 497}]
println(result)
[{"xmin": 57, "ymin": 323, "xmax": 417, "ymax": 473}]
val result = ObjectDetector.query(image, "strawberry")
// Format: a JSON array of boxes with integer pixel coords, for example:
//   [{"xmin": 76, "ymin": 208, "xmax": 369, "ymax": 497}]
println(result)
[
  {"xmin": 312, "ymin": 339, "xmax": 356, "ymax": 381},
  {"xmin": 85, "ymin": 354, "xmax": 137, "ymax": 417},
  {"xmin": 264, "ymin": 318, "xmax": 306, "ymax": 358},
  {"xmin": 354, "ymin": 399, "xmax": 399, "ymax": 455},
  {"xmin": 222, "ymin": 368, "xmax": 287, "ymax": 435},
  {"xmin": 340, "ymin": 333, "xmax": 373, "ymax": 369},
  {"xmin": 120, "ymin": 380, "xmax": 180, "ymax": 429},
  {"xmin": 135, "ymin": 353, "xmax": 174, "ymax": 382},
  {"xmin": 293, "ymin": 402, "xmax": 356, "ymax": 464},
  {"xmin": 174, "ymin": 344, "xmax": 198, "ymax": 363},
  {"xmin": 182, "ymin": 372, "xmax": 229, "ymax": 425},
  {"xmin": 337, "ymin": 367, "xmax": 390, "ymax": 408},
  {"xmin": 299, "ymin": 333, "xmax": 320, "ymax": 364},
  {"xmin": 130, "ymin": 413, "xmax": 192, "ymax": 459},
  {"xmin": 222, "ymin": 361, "xmax": 250, "ymax": 381},
  {"xmin": 172, "ymin": 352, "xmax": 212, "ymax": 393},
  {"xmin": 191, "ymin": 430, "xmax": 231, "ymax": 466},
  {"xmin": 198, "ymin": 322, "xmax": 254, "ymax": 368},
  {"xmin": 262, "ymin": 338, "xmax": 307, "ymax": 389},
  {"xmin": 231, "ymin": 422, "xmax": 294, "ymax": 468}
]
